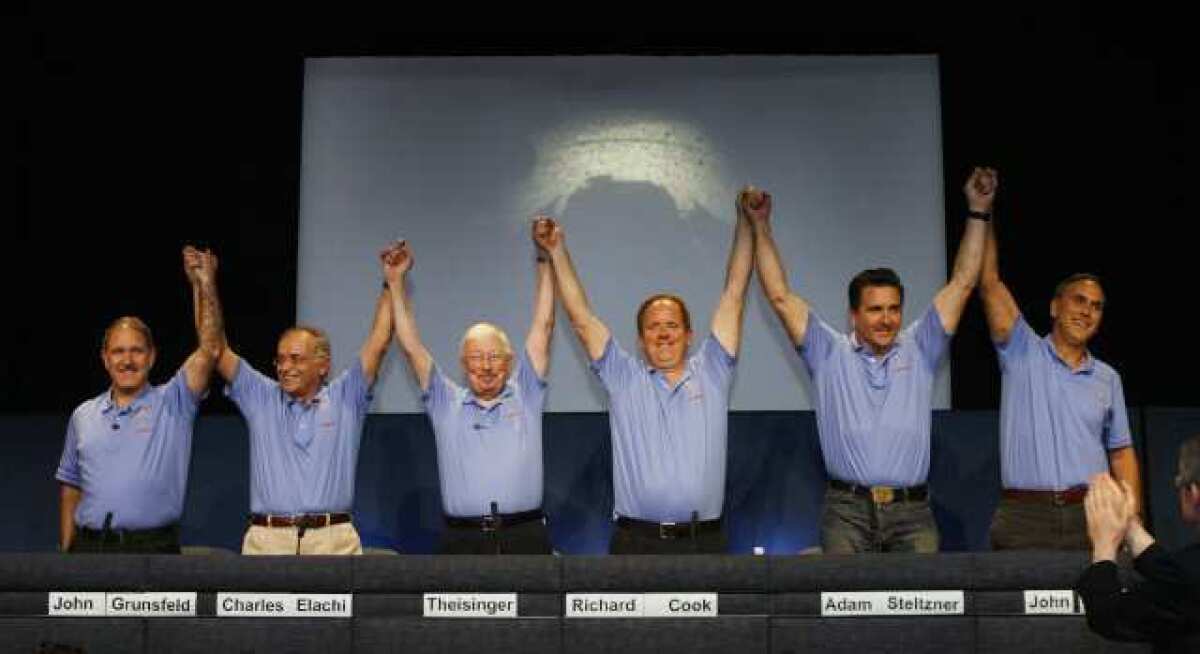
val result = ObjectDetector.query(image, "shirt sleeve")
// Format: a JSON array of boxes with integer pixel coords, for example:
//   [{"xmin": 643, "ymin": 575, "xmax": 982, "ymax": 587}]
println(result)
[
  {"xmin": 911, "ymin": 305, "xmax": 951, "ymax": 372},
  {"xmin": 55, "ymin": 411, "xmax": 82, "ymax": 487},
  {"xmin": 421, "ymin": 361, "xmax": 457, "ymax": 422},
  {"xmin": 994, "ymin": 314, "xmax": 1034, "ymax": 373},
  {"xmin": 1104, "ymin": 369, "xmax": 1134, "ymax": 450},
  {"xmin": 796, "ymin": 311, "xmax": 837, "ymax": 374},
  {"xmin": 163, "ymin": 367, "xmax": 203, "ymax": 420},
  {"xmin": 516, "ymin": 349, "xmax": 548, "ymax": 410},
  {"xmin": 223, "ymin": 357, "xmax": 276, "ymax": 412},
  {"xmin": 328, "ymin": 359, "xmax": 373, "ymax": 416},
  {"xmin": 699, "ymin": 333, "xmax": 736, "ymax": 392},
  {"xmin": 589, "ymin": 335, "xmax": 637, "ymax": 391}
]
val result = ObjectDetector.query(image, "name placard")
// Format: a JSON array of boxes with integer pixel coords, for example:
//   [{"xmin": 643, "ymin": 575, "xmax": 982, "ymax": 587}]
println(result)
[
  {"xmin": 49, "ymin": 592, "xmax": 195, "ymax": 617},
  {"xmin": 1023, "ymin": 590, "xmax": 1082, "ymax": 615},
  {"xmin": 216, "ymin": 593, "xmax": 352, "ymax": 618},
  {"xmin": 821, "ymin": 591, "xmax": 964, "ymax": 616},
  {"xmin": 48, "ymin": 592, "xmax": 106, "ymax": 616},
  {"xmin": 565, "ymin": 593, "xmax": 643, "ymax": 618},
  {"xmin": 423, "ymin": 593, "xmax": 518, "ymax": 618},
  {"xmin": 643, "ymin": 593, "xmax": 718, "ymax": 618}
]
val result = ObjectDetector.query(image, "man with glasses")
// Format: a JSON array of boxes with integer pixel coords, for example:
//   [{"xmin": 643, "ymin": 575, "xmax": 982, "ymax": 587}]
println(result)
[
  {"xmin": 534, "ymin": 190, "xmax": 753, "ymax": 554},
  {"xmin": 383, "ymin": 225, "xmax": 555, "ymax": 554},
  {"xmin": 1076, "ymin": 436, "xmax": 1200, "ymax": 648},
  {"xmin": 979, "ymin": 180, "xmax": 1140, "ymax": 549},
  {"xmin": 216, "ymin": 248, "xmax": 395, "ymax": 555},
  {"xmin": 56, "ymin": 247, "xmax": 224, "ymax": 553}
]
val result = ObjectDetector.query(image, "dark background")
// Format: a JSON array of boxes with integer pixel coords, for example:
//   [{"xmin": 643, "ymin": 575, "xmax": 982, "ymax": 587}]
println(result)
[{"xmin": 6, "ymin": 5, "xmax": 1194, "ymax": 415}]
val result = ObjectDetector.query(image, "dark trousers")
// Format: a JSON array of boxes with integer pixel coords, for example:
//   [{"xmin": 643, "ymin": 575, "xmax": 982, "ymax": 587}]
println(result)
[
  {"xmin": 821, "ymin": 486, "xmax": 939, "ymax": 554},
  {"xmin": 608, "ymin": 521, "xmax": 728, "ymax": 554},
  {"xmin": 69, "ymin": 524, "xmax": 181, "ymax": 554},
  {"xmin": 990, "ymin": 496, "xmax": 1089, "ymax": 550},
  {"xmin": 437, "ymin": 518, "xmax": 553, "ymax": 554}
]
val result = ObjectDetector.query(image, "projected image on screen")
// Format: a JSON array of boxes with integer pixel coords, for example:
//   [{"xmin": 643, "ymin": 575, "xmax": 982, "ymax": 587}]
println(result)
[{"xmin": 298, "ymin": 56, "xmax": 947, "ymax": 412}]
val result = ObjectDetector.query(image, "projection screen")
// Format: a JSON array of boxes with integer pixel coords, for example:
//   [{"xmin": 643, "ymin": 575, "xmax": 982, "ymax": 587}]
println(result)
[{"xmin": 297, "ymin": 55, "xmax": 948, "ymax": 412}]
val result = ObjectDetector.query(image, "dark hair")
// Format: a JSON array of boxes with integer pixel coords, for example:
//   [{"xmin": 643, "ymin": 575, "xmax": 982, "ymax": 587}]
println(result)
[
  {"xmin": 848, "ymin": 268, "xmax": 904, "ymax": 310},
  {"xmin": 101, "ymin": 316, "xmax": 155, "ymax": 352},
  {"xmin": 1054, "ymin": 273, "xmax": 1103, "ymax": 299},
  {"xmin": 1177, "ymin": 434, "xmax": 1200, "ymax": 489},
  {"xmin": 636, "ymin": 293, "xmax": 692, "ymax": 333}
]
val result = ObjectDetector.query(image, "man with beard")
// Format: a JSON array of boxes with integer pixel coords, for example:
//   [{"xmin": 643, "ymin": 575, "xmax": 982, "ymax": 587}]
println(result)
[
  {"xmin": 535, "ymin": 190, "xmax": 753, "ymax": 554},
  {"xmin": 217, "ymin": 248, "xmax": 394, "ymax": 555},
  {"xmin": 56, "ymin": 246, "xmax": 224, "ymax": 553},
  {"xmin": 748, "ymin": 169, "xmax": 993, "ymax": 553}
]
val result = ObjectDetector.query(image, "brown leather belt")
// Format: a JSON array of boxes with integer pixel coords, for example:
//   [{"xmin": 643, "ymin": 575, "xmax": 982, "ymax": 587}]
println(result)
[
  {"xmin": 1002, "ymin": 487, "xmax": 1087, "ymax": 506},
  {"xmin": 249, "ymin": 513, "xmax": 352, "ymax": 528},
  {"xmin": 829, "ymin": 479, "xmax": 928, "ymax": 504}
]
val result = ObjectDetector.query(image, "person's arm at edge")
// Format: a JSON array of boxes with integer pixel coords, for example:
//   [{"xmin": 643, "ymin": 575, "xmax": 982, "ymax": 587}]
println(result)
[
  {"xmin": 710, "ymin": 195, "xmax": 754, "ymax": 355},
  {"xmin": 59, "ymin": 483, "xmax": 81, "ymax": 552},
  {"xmin": 746, "ymin": 189, "xmax": 810, "ymax": 347},
  {"xmin": 536, "ymin": 219, "xmax": 611, "ymax": 362},
  {"xmin": 932, "ymin": 167, "xmax": 994, "ymax": 335},
  {"xmin": 525, "ymin": 245, "xmax": 556, "ymax": 378},
  {"xmin": 383, "ymin": 243, "xmax": 434, "ymax": 390},
  {"xmin": 979, "ymin": 221, "xmax": 1020, "ymax": 344},
  {"xmin": 182, "ymin": 247, "xmax": 224, "ymax": 395}
]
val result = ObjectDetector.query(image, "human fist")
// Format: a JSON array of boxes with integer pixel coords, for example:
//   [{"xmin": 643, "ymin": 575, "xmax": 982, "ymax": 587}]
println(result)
[
  {"xmin": 964, "ymin": 167, "xmax": 999, "ymax": 213},
  {"xmin": 532, "ymin": 216, "xmax": 562, "ymax": 253},
  {"xmin": 380, "ymin": 239, "xmax": 412, "ymax": 286},
  {"xmin": 738, "ymin": 185, "xmax": 772, "ymax": 223},
  {"xmin": 183, "ymin": 246, "xmax": 216, "ymax": 285}
]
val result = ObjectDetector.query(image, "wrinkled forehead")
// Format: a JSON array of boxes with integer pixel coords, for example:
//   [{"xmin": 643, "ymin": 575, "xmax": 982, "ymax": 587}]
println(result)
[
  {"xmin": 105, "ymin": 326, "xmax": 151, "ymax": 351},
  {"xmin": 642, "ymin": 299, "xmax": 686, "ymax": 324},
  {"xmin": 1060, "ymin": 279, "xmax": 1105, "ymax": 302},
  {"xmin": 277, "ymin": 331, "xmax": 316, "ymax": 355},
  {"xmin": 461, "ymin": 325, "xmax": 511, "ymax": 355}
]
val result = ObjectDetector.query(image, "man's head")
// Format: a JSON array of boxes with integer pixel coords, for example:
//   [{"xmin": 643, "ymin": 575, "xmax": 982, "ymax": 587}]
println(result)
[
  {"xmin": 101, "ymin": 316, "xmax": 157, "ymax": 397},
  {"xmin": 1050, "ymin": 273, "xmax": 1105, "ymax": 348},
  {"xmin": 636, "ymin": 294, "xmax": 693, "ymax": 373},
  {"xmin": 1175, "ymin": 434, "xmax": 1200, "ymax": 526},
  {"xmin": 275, "ymin": 326, "xmax": 332, "ymax": 401},
  {"xmin": 848, "ymin": 268, "xmax": 905, "ymax": 354},
  {"xmin": 460, "ymin": 322, "xmax": 513, "ymax": 401}
]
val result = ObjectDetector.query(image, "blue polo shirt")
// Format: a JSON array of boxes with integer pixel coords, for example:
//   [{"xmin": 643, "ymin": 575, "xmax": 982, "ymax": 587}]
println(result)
[
  {"xmin": 423, "ymin": 351, "xmax": 547, "ymax": 517},
  {"xmin": 592, "ymin": 334, "xmax": 735, "ymax": 523},
  {"xmin": 799, "ymin": 306, "xmax": 949, "ymax": 487},
  {"xmin": 225, "ymin": 358, "xmax": 372, "ymax": 515},
  {"xmin": 997, "ymin": 316, "xmax": 1132, "ymax": 490},
  {"xmin": 56, "ymin": 369, "xmax": 201, "ymax": 530}
]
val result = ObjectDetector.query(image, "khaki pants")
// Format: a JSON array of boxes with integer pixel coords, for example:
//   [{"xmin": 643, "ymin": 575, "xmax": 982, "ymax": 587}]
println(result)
[{"xmin": 241, "ymin": 522, "xmax": 363, "ymax": 555}]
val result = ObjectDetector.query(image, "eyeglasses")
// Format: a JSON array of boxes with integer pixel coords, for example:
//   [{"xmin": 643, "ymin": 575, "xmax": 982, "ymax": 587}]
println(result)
[
  {"xmin": 275, "ymin": 353, "xmax": 317, "ymax": 367},
  {"xmin": 464, "ymin": 352, "xmax": 510, "ymax": 367}
]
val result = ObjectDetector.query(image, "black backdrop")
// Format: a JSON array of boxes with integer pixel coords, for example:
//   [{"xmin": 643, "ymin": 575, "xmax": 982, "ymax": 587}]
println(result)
[{"xmin": 7, "ymin": 5, "xmax": 1194, "ymax": 416}]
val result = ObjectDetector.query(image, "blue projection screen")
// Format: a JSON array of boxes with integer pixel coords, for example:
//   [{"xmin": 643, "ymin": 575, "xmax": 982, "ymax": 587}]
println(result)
[{"xmin": 297, "ymin": 56, "xmax": 948, "ymax": 412}]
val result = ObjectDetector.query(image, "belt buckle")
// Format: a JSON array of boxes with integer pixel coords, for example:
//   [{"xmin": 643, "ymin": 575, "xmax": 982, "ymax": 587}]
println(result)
[
  {"xmin": 1053, "ymin": 492, "xmax": 1066, "ymax": 507},
  {"xmin": 481, "ymin": 515, "xmax": 498, "ymax": 533},
  {"xmin": 658, "ymin": 522, "xmax": 676, "ymax": 539},
  {"xmin": 871, "ymin": 486, "xmax": 895, "ymax": 505}
]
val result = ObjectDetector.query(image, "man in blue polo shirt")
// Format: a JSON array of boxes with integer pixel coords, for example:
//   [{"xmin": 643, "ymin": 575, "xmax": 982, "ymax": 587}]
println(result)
[
  {"xmin": 383, "ymin": 225, "xmax": 555, "ymax": 554},
  {"xmin": 216, "ymin": 248, "xmax": 394, "ymax": 555},
  {"xmin": 56, "ymin": 246, "xmax": 224, "ymax": 553},
  {"xmin": 535, "ymin": 189, "xmax": 753, "ymax": 554},
  {"xmin": 749, "ymin": 169, "xmax": 994, "ymax": 553},
  {"xmin": 980, "ymin": 187, "xmax": 1139, "ymax": 549}
]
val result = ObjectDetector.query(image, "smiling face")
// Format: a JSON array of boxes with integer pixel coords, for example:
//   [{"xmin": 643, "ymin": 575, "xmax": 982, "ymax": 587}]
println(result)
[
  {"xmin": 850, "ymin": 285, "xmax": 903, "ymax": 355},
  {"xmin": 1050, "ymin": 279, "xmax": 1105, "ymax": 348},
  {"xmin": 275, "ymin": 330, "xmax": 330, "ymax": 401},
  {"xmin": 460, "ymin": 324, "xmax": 512, "ymax": 401},
  {"xmin": 101, "ymin": 325, "xmax": 156, "ymax": 398},
  {"xmin": 637, "ymin": 298, "xmax": 693, "ymax": 373}
]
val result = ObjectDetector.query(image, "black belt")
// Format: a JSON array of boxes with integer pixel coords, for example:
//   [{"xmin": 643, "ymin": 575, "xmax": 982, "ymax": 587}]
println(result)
[
  {"xmin": 616, "ymin": 516, "xmax": 722, "ymax": 540},
  {"xmin": 829, "ymin": 479, "xmax": 928, "ymax": 504},
  {"xmin": 77, "ymin": 523, "xmax": 178, "ymax": 543},
  {"xmin": 445, "ymin": 509, "xmax": 544, "ymax": 532},
  {"xmin": 249, "ymin": 513, "xmax": 352, "ymax": 528}
]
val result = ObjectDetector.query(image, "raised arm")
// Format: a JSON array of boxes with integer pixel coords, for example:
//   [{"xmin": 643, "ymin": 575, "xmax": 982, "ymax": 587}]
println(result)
[
  {"xmin": 359, "ymin": 256, "xmax": 395, "ymax": 385},
  {"xmin": 526, "ymin": 219, "xmax": 557, "ymax": 377},
  {"xmin": 181, "ymin": 247, "xmax": 224, "ymax": 395},
  {"xmin": 977, "ymin": 174, "xmax": 1020, "ymax": 343},
  {"xmin": 534, "ymin": 218, "xmax": 611, "ymax": 362},
  {"xmin": 710, "ymin": 190, "xmax": 755, "ymax": 354},
  {"xmin": 932, "ymin": 167, "xmax": 994, "ymax": 334},
  {"xmin": 746, "ymin": 188, "xmax": 811, "ymax": 347},
  {"xmin": 59, "ymin": 483, "xmax": 81, "ymax": 552},
  {"xmin": 383, "ymin": 241, "xmax": 434, "ymax": 390}
]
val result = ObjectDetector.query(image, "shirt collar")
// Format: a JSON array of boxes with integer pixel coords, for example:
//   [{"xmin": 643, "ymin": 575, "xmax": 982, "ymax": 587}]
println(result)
[
  {"xmin": 462, "ymin": 382, "xmax": 515, "ymax": 407},
  {"xmin": 849, "ymin": 330, "xmax": 900, "ymax": 360},
  {"xmin": 102, "ymin": 384, "xmax": 154, "ymax": 415},
  {"xmin": 284, "ymin": 382, "xmax": 328, "ymax": 408},
  {"xmin": 1042, "ymin": 334, "xmax": 1095, "ymax": 374}
]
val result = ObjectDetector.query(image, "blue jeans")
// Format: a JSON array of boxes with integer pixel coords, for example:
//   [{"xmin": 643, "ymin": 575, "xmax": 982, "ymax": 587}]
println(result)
[{"xmin": 820, "ymin": 486, "xmax": 939, "ymax": 553}]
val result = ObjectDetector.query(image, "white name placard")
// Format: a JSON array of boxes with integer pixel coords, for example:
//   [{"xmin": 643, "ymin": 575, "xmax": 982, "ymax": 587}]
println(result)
[
  {"xmin": 565, "ymin": 593, "xmax": 643, "ymax": 618},
  {"xmin": 48, "ymin": 592, "xmax": 106, "ymax": 616},
  {"xmin": 1023, "ymin": 590, "xmax": 1082, "ymax": 615},
  {"xmin": 821, "ymin": 591, "xmax": 965, "ymax": 616},
  {"xmin": 423, "ymin": 593, "xmax": 518, "ymax": 618},
  {"xmin": 216, "ymin": 593, "xmax": 352, "ymax": 618},
  {"xmin": 643, "ymin": 593, "xmax": 718, "ymax": 618},
  {"xmin": 49, "ymin": 592, "xmax": 194, "ymax": 617}
]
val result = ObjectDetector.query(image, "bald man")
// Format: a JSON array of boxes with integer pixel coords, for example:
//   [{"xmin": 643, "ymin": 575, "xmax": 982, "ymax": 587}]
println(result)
[{"xmin": 384, "ymin": 227, "xmax": 555, "ymax": 554}]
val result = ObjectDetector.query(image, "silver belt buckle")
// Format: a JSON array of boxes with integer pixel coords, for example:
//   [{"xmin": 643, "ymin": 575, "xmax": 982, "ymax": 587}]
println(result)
[{"xmin": 658, "ymin": 521, "xmax": 676, "ymax": 539}]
